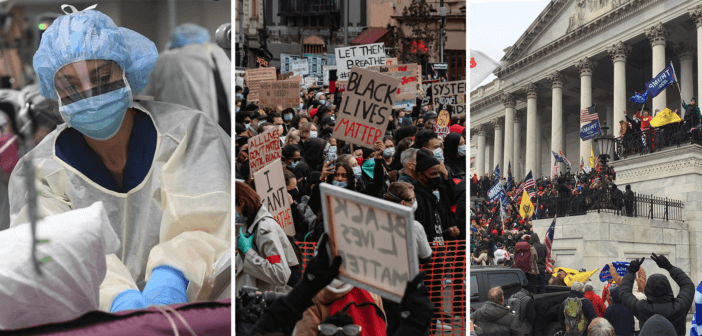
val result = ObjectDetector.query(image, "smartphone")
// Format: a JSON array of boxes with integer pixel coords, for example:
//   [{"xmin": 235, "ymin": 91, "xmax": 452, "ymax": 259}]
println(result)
[{"xmin": 326, "ymin": 152, "xmax": 337, "ymax": 170}]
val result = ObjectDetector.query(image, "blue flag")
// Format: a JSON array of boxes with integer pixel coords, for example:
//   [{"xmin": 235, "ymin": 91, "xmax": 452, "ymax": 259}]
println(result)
[
  {"xmin": 599, "ymin": 261, "xmax": 630, "ymax": 282},
  {"xmin": 580, "ymin": 120, "xmax": 601, "ymax": 141},
  {"xmin": 493, "ymin": 164, "xmax": 501, "ymax": 182},
  {"xmin": 629, "ymin": 91, "xmax": 649, "ymax": 104},
  {"xmin": 507, "ymin": 161, "xmax": 513, "ymax": 191},
  {"xmin": 646, "ymin": 63, "xmax": 677, "ymax": 98},
  {"xmin": 488, "ymin": 181, "xmax": 504, "ymax": 203}
]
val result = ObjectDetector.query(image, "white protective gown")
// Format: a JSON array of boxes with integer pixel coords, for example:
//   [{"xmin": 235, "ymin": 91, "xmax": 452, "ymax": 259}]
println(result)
[
  {"xmin": 142, "ymin": 43, "xmax": 231, "ymax": 125},
  {"xmin": 8, "ymin": 100, "xmax": 231, "ymax": 311}
]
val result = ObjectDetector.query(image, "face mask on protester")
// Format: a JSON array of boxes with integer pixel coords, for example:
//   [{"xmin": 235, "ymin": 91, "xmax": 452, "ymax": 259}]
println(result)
[
  {"xmin": 424, "ymin": 173, "xmax": 441, "ymax": 190},
  {"xmin": 432, "ymin": 190, "xmax": 440, "ymax": 202},
  {"xmin": 433, "ymin": 148, "xmax": 444, "ymax": 163},
  {"xmin": 236, "ymin": 107, "xmax": 240, "ymax": 113},
  {"xmin": 284, "ymin": 113, "xmax": 293, "ymax": 121},
  {"xmin": 356, "ymin": 157, "xmax": 364, "ymax": 167},
  {"xmin": 352, "ymin": 166, "xmax": 362, "ymax": 179},
  {"xmin": 287, "ymin": 160, "xmax": 299, "ymax": 169},
  {"xmin": 236, "ymin": 93, "xmax": 244, "ymax": 100},
  {"xmin": 383, "ymin": 147, "xmax": 395, "ymax": 158},
  {"xmin": 458, "ymin": 145, "xmax": 466, "ymax": 157},
  {"xmin": 332, "ymin": 180, "xmax": 348, "ymax": 188},
  {"xmin": 299, "ymin": 103, "xmax": 304, "ymax": 109},
  {"xmin": 411, "ymin": 200, "xmax": 418, "ymax": 212},
  {"xmin": 309, "ymin": 131, "xmax": 318, "ymax": 138}
]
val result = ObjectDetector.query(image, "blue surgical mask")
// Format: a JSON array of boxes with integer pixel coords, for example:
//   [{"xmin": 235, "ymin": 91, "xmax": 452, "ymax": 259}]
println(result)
[
  {"xmin": 332, "ymin": 180, "xmax": 348, "ymax": 188},
  {"xmin": 236, "ymin": 93, "xmax": 244, "ymax": 100},
  {"xmin": 300, "ymin": 103, "xmax": 304, "ymax": 109},
  {"xmin": 235, "ymin": 210, "xmax": 241, "ymax": 221},
  {"xmin": 432, "ymin": 190, "xmax": 440, "ymax": 201},
  {"xmin": 319, "ymin": 99, "xmax": 326, "ymax": 104},
  {"xmin": 287, "ymin": 161, "xmax": 299, "ymax": 169},
  {"xmin": 383, "ymin": 147, "xmax": 395, "ymax": 158},
  {"xmin": 284, "ymin": 113, "xmax": 293, "ymax": 121},
  {"xmin": 309, "ymin": 131, "xmax": 318, "ymax": 138},
  {"xmin": 328, "ymin": 146, "xmax": 337, "ymax": 154},
  {"xmin": 236, "ymin": 107, "xmax": 240, "ymax": 113},
  {"xmin": 352, "ymin": 166, "xmax": 362, "ymax": 179},
  {"xmin": 458, "ymin": 145, "xmax": 466, "ymax": 157},
  {"xmin": 433, "ymin": 148, "xmax": 444, "ymax": 163},
  {"xmin": 58, "ymin": 73, "xmax": 132, "ymax": 141}
]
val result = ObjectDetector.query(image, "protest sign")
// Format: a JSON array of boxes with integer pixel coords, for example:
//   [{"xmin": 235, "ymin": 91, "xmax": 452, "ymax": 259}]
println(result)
[
  {"xmin": 426, "ymin": 63, "xmax": 448, "ymax": 81},
  {"xmin": 320, "ymin": 183, "xmax": 419, "ymax": 303},
  {"xmin": 335, "ymin": 43, "xmax": 387, "ymax": 81},
  {"xmin": 278, "ymin": 72, "xmax": 294, "ymax": 80},
  {"xmin": 599, "ymin": 261, "xmax": 629, "ymax": 282},
  {"xmin": 336, "ymin": 81, "xmax": 347, "ymax": 92},
  {"xmin": 323, "ymin": 65, "xmax": 337, "ymax": 86},
  {"xmin": 280, "ymin": 53, "xmax": 301, "ymax": 74},
  {"xmin": 579, "ymin": 120, "xmax": 601, "ymax": 141},
  {"xmin": 291, "ymin": 59, "xmax": 309, "ymax": 77},
  {"xmin": 326, "ymin": 54, "xmax": 337, "ymax": 66},
  {"xmin": 245, "ymin": 67, "xmax": 277, "ymax": 102},
  {"xmin": 367, "ymin": 64, "xmax": 422, "ymax": 109},
  {"xmin": 432, "ymin": 80, "xmax": 466, "ymax": 117},
  {"xmin": 422, "ymin": 80, "xmax": 439, "ymax": 107},
  {"xmin": 256, "ymin": 56, "xmax": 270, "ymax": 68},
  {"xmin": 248, "ymin": 127, "xmax": 282, "ymax": 175},
  {"xmin": 303, "ymin": 54, "xmax": 327, "ymax": 78},
  {"xmin": 304, "ymin": 76, "xmax": 319, "ymax": 88},
  {"xmin": 254, "ymin": 160, "xmax": 295, "ymax": 235},
  {"xmin": 434, "ymin": 109, "xmax": 450, "ymax": 140},
  {"xmin": 386, "ymin": 58, "xmax": 398, "ymax": 65},
  {"xmin": 289, "ymin": 75, "xmax": 303, "ymax": 85},
  {"xmin": 258, "ymin": 80, "xmax": 300, "ymax": 109},
  {"xmin": 333, "ymin": 67, "xmax": 400, "ymax": 149}
]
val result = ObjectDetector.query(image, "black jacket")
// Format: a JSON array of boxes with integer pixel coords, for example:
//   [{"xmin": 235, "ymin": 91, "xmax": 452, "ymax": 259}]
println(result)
[
  {"xmin": 619, "ymin": 267, "xmax": 694, "ymax": 336},
  {"xmin": 454, "ymin": 180, "xmax": 467, "ymax": 241},
  {"xmin": 412, "ymin": 179, "xmax": 452, "ymax": 245},
  {"xmin": 638, "ymin": 314, "xmax": 678, "ymax": 336},
  {"xmin": 529, "ymin": 232, "xmax": 547, "ymax": 272},
  {"xmin": 604, "ymin": 287, "xmax": 635, "ymax": 336},
  {"xmin": 558, "ymin": 290, "xmax": 598, "ymax": 335},
  {"xmin": 509, "ymin": 289, "xmax": 535, "ymax": 335},
  {"xmin": 471, "ymin": 301, "xmax": 524, "ymax": 336}
]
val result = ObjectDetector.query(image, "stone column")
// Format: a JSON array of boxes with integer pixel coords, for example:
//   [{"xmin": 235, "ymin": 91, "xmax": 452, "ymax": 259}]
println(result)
[
  {"xmin": 576, "ymin": 57, "xmax": 597, "ymax": 164},
  {"xmin": 535, "ymin": 112, "xmax": 542, "ymax": 178},
  {"xmin": 608, "ymin": 42, "xmax": 630, "ymax": 125},
  {"xmin": 645, "ymin": 23, "xmax": 670, "ymax": 112},
  {"xmin": 476, "ymin": 125, "xmax": 487, "ymax": 176},
  {"xmin": 492, "ymin": 117, "xmax": 505, "ymax": 175},
  {"xmin": 524, "ymin": 83, "xmax": 540, "ymax": 178},
  {"xmin": 485, "ymin": 139, "xmax": 493, "ymax": 174},
  {"xmin": 677, "ymin": 42, "xmax": 696, "ymax": 113},
  {"xmin": 547, "ymin": 71, "xmax": 565, "ymax": 174},
  {"xmin": 690, "ymin": 6, "xmax": 702, "ymax": 108},
  {"xmin": 514, "ymin": 112, "xmax": 522, "ymax": 179},
  {"xmin": 502, "ymin": 94, "xmax": 516, "ymax": 173}
]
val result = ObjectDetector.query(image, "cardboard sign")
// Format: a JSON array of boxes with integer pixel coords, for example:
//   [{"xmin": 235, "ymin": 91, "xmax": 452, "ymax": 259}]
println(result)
[
  {"xmin": 248, "ymin": 127, "xmax": 282, "ymax": 175},
  {"xmin": 320, "ymin": 183, "xmax": 419, "ymax": 303},
  {"xmin": 323, "ymin": 65, "xmax": 337, "ymax": 86},
  {"xmin": 278, "ymin": 72, "xmax": 294, "ymax": 80},
  {"xmin": 258, "ymin": 80, "xmax": 300, "ymax": 109},
  {"xmin": 368, "ymin": 64, "xmax": 421, "ymax": 109},
  {"xmin": 245, "ymin": 67, "xmax": 277, "ymax": 102},
  {"xmin": 291, "ymin": 59, "xmax": 309, "ymax": 76},
  {"xmin": 333, "ymin": 67, "xmax": 400, "ymax": 149},
  {"xmin": 422, "ymin": 80, "xmax": 439, "ymax": 107},
  {"xmin": 334, "ymin": 43, "xmax": 387, "ymax": 81},
  {"xmin": 386, "ymin": 58, "xmax": 398, "ymax": 66},
  {"xmin": 434, "ymin": 109, "xmax": 450, "ymax": 140},
  {"xmin": 289, "ymin": 75, "xmax": 303, "ymax": 85},
  {"xmin": 254, "ymin": 159, "xmax": 295, "ymax": 235},
  {"xmin": 256, "ymin": 56, "xmax": 270, "ymax": 68},
  {"xmin": 304, "ymin": 76, "xmax": 319, "ymax": 88},
  {"xmin": 432, "ymin": 80, "xmax": 466, "ymax": 117}
]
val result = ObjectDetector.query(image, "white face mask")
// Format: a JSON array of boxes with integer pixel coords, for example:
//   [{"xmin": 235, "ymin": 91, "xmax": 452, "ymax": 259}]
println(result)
[
  {"xmin": 309, "ymin": 131, "xmax": 317, "ymax": 138},
  {"xmin": 411, "ymin": 200, "xmax": 418, "ymax": 212}
]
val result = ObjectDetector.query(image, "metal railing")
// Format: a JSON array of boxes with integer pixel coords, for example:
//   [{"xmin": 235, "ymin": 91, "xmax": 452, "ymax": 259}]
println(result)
[
  {"xmin": 534, "ymin": 187, "xmax": 684, "ymax": 221},
  {"xmin": 615, "ymin": 120, "xmax": 702, "ymax": 160}
]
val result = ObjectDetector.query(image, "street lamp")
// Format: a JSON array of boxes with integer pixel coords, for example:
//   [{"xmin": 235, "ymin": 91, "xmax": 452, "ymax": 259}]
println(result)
[{"xmin": 593, "ymin": 120, "xmax": 616, "ymax": 175}]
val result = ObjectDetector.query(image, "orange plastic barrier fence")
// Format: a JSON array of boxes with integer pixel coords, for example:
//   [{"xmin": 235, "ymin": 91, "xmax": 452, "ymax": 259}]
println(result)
[{"xmin": 297, "ymin": 240, "xmax": 468, "ymax": 335}]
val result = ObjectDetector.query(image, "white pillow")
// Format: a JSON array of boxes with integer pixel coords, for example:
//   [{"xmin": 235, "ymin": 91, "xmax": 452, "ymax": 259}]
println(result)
[{"xmin": 0, "ymin": 201, "xmax": 120, "ymax": 330}]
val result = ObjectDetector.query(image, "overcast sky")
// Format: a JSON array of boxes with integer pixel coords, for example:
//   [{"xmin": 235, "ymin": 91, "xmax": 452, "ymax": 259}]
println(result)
[{"xmin": 470, "ymin": 0, "xmax": 552, "ymax": 87}]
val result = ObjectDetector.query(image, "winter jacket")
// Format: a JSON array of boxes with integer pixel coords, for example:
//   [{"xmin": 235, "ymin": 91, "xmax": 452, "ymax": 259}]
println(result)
[
  {"xmin": 639, "ymin": 314, "xmax": 677, "ymax": 336},
  {"xmin": 509, "ymin": 289, "xmax": 535, "ymax": 335},
  {"xmin": 412, "ymin": 179, "xmax": 451, "ymax": 246},
  {"xmin": 619, "ymin": 266, "xmax": 694, "ymax": 336},
  {"xmin": 604, "ymin": 287, "xmax": 635, "ymax": 336},
  {"xmin": 557, "ymin": 290, "xmax": 598, "ymax": 335},
  {"xmin": 471, "ymin": 301, "xmax": 524, "ymax": 336},
  {"xmin": 583, "ymin": 291, "xmax": 606, "ymax": 317},
  {"xmin": 529, "ymin": 233, "xmax": 547, "ymax": 272},
  {"xmin": 529, "ymin": 245, "xmax": 538, "ymax": 275},
  {"xmin": 235, "ymin": 205, "xmax": 300, "ymax": 293}
]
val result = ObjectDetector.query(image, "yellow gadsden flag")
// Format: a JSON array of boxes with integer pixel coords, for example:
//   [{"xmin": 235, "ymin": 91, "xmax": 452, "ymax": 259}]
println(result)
[
  {"xmin": 552, "ymin": 267, "xmax": 600, "ymax": 286},
  {"xmin": 650, "ymin": 108, "xmax": 682, "ymax": 127},
  {"xmin": 519, "ymin": 190, "xmax": 534, "ymax": 219},
  {"xmin": 590, "ymin": 147, "xmax": 595, "ymax": 168}
]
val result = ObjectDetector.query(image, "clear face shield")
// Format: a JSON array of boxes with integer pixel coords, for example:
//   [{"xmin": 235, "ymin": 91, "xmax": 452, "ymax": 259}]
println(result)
[{"xmin": 53, "ymin": 60, "xmax": 133, "ymax": 140}]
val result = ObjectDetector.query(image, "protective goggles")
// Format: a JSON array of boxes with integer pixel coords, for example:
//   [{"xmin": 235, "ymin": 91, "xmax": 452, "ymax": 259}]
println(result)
[{"xmin": 317, "ymin": 324, "xmax": 362, "ymax": 336}]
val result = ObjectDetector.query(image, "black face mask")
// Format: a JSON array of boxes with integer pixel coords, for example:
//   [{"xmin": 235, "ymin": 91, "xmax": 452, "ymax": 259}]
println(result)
[
  {"xmin": 424, "ymin": 174, "xmax": 441, "ymax": 190},
  {"xmin": 288, "ymin": 188, "xmax": 301, "ymax": 203}
]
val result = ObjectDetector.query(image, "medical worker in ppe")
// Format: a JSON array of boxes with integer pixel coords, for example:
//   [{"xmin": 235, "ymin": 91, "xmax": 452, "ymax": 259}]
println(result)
[
  {"xmin": 8, "ymin": 5, "xmax": 230, "ymax": 312},
  {"xmin": 142, "ymin": 23, "xmax": 231, "ymax": 136}
]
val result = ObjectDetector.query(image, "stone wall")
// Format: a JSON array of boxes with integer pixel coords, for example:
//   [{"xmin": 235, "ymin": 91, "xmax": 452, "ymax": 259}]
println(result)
[{"xmin": 531, "ymin": 212, "xmax": 689, "ymax": 297}]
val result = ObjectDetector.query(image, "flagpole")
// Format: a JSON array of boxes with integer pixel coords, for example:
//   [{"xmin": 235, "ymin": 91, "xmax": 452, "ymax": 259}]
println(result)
[{"xmin": 671, "ymin": 61, "xmax": 684, "ymax": 115}]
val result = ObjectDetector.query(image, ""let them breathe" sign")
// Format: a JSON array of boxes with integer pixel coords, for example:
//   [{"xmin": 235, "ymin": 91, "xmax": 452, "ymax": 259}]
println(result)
[
  {"xmin": 333, "ymin": 67, "xmax": 400, "ymax": 150},
  {"xmin": 334, "ymin": 43, "xmax": 387, "ymax": 81}
]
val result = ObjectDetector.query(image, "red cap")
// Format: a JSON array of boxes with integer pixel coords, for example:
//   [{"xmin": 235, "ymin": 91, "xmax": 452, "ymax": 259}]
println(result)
[
  {"xmin": 310, "ymin": 108, "xmax": 319, "ymax": 118},
  {"xmin": 450, "ymin": 124, "xmax": 466, "ymax": 134},
  {"xmin": 520, "ymin": 220, "xmax": 525, "ymax": 224},
  {"xmin": 492, "ymin": 230, "xmax": 498, "ymax": 235}
]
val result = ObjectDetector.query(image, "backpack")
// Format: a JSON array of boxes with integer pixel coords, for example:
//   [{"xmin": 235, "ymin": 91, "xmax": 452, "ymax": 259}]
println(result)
[
  {"xmin": 250, "ymin": 223, "xmax": 303, "ymax": 287},
  {"xmin": 328, "ymin": 287, "xmax": 387, "ymax": 336},
  {"xmin": 513, "ymin": 241, "xmax": 532, "ymax": 273},
  {"xmin": 563, "ymin": 297, "xmax": 587, "ymax": 336},
  {"xmin": 507, "ymin": 291, "xmax": 532, "ymax": 335}
]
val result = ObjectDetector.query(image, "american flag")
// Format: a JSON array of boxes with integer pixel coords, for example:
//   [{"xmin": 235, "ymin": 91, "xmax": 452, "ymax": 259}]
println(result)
[
  {"xmin": 579, "ymin": 157, "xmax": 584, "ymax": 172},
  {"xmin": 515, "ymin": 171, "xmax": 534, "ymax": 196},
  {"xmin": 551, "ymin": 162, "xmax": 558, "ymax": 179},
  {"xmin": 545, "ymin": 217, "xmax": 557, "ymax": 274},
  {"xmin": 559, "ymin": 151, "xmax": 572, "ymax": 167},
  {"xmin": 580, "ymin": 106, "xmax": 599, "ymax": 123},
  {"xmin": 594, "ymin": 155, "xmax": 601, "ymax": 172},
  {"xmin": 529, "ymin": 191, "xmax": 536, "ymax": 198}
]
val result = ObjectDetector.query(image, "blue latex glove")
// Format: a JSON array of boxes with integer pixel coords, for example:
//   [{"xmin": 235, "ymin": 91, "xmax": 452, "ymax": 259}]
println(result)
[
  {"xmin": 238, "ymin": 227, "xmax": 254, "ymax": 254},
  {"xmin": 111, "ymin": 289, "xmax": 147, "ymax": 312},
  {"xmin": 142, "ymin": 265, "xmax": 189, "ymax": 306}
]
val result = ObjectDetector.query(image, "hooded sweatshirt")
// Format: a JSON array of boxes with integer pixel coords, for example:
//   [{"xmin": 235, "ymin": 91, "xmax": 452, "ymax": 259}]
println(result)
[
  {"xmin": 619, "ymin": 267, "xmax": 694, "ymax": 336},
  {"xmin": 529, "ymin": 232, "xmax": 547, "ymax": 272},
  {"xmin": 639, "ymin": 314, "xmax": 677, "ymax": 336},
  {"xmin": 470, "ymin": 301, "xmax": 523, "ymax": 336},
  {"xmin": 604, "ymin": 287, "xmax": 635, "ymax": 336}
]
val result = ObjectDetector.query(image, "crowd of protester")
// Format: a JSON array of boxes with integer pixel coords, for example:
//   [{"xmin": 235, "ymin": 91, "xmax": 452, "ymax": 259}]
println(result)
[{"xmin": 234, "ymin": 79, "xmax": 468, "ymax": 335}]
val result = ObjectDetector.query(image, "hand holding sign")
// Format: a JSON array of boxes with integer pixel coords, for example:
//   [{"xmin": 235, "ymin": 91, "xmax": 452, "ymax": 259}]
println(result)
[
  {"xmin": 599, "ymin": 261, "xmax": 629, "ymax": 282},
  {"xmin": 306, "ymin": 233, "xmax": 343, "ymax": 292}
]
